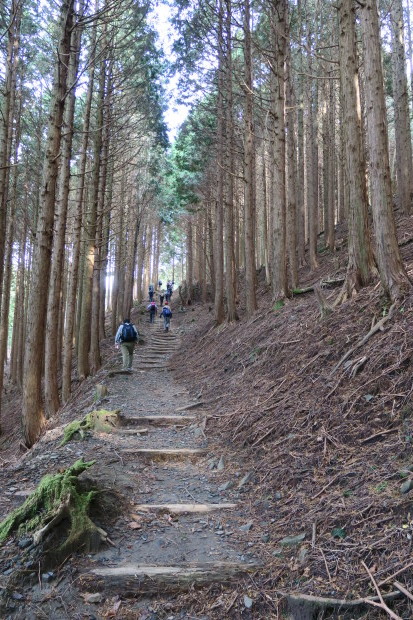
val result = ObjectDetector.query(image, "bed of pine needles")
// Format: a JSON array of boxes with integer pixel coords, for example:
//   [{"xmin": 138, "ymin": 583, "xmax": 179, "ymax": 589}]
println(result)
[{"xmin": 169, "ymin": 215, "xmax": 413, "ymax": 617}]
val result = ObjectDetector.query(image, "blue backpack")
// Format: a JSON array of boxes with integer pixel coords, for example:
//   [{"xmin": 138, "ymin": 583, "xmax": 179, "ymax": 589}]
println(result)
[
  {"xmin": 163, "ymin": 307, "xmax": 172, "ymax": 318},
  {"xmin": 121, "ymin": 323, "xmax": 137, "ymax": 342}
]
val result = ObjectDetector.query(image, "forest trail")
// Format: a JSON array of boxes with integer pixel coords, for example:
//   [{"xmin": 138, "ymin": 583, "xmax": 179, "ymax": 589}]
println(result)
[{"xmin": 0, "ymin": 311, "xmax": 260, "ymax": 618}]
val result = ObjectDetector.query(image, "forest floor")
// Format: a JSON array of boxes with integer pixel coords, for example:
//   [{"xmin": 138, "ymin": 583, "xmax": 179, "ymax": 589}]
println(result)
[{"xmin": 2, "ymin": 217, "xmax": 413, "ymax": 618}]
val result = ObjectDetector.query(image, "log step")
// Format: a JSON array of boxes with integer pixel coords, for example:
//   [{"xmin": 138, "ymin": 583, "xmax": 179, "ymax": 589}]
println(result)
[
  {"xmin": 122, "ymin": 415, "xmax": 196, "ymax": 425},
  {"xmin": 134, "ymin": 503, "xmax": 237, "ymax": 514},
  {"xmin": 118, "ymin": 428, "xmax": 149, "ymax": 435},
  {"xmin": 81, "ymin": 562, "xmax": 258, "ymax": 594},
  {"xmin": 135, "ymin": 365, "xmax": 169, "ymax": 370},
  {"xmin": 121, "ymin": 448, "xmax": 206, "ymax": 459}
]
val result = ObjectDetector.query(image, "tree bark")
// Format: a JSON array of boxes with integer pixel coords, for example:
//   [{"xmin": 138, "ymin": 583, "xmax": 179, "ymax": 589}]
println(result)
[
  {"xmin": 62, "ymin": 23, "xmax": 96, "ymax": 402},
  {"xmin": 243, "ymin": 0, "xmax": 257, "ymax": 314},
  {"xmin": 77, "ymin": 46, "xmax": 106, "ymax": 380},
  {"xmin": 22, "ymin": 0, "xmax": 75, "ymax": 446},
  {"xmin": 269, "ymin": 0, "xmax": 288, "ymax": 299},
  {"xmin": 44, "ymin": 16, "xmax": 82, "ymax": 415},
  {"xmin": 286, "ymin": 34, "xmax": 298, "ymax": 290},
  {"xmin": 337, "ymin": 0, "xmax": 375, "ymax": 301},
  {"xmin": 214, "ymin": 0, "xmax": 225, "ymax": 324},
  {"xmin": 390, "ymin": 0, "xmax": 413, "ymax": 214},
  {"xmin": 359, "ymin": 0, "xmax": 410, "ymax": 300}
]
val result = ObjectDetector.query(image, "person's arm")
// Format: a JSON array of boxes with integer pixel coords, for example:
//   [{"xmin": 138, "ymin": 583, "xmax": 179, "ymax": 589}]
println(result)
[{"xmin": 115, "ymin": 325, "xmax": 122, "ymax": 344}]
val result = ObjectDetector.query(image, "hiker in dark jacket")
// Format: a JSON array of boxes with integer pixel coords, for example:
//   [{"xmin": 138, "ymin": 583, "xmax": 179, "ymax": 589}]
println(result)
[
  {"xmin": 160, "ymin": 301, "xmax": 172, "ymax": 332},
  {"xmin": 115, "ymin": 318, "xmax": 138, "ymax": 370},
  {"xmin": 148, "ymin": 284, "xmax": 155, "ymax": 301},
  {"xmin": 147, "ymin": 300, "xmax": 158, "ymax": 323}
]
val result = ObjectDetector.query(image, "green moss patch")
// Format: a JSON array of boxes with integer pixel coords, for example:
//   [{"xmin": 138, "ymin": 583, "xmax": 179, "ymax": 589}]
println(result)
[
  {"xmin": 0, "ymin": 459, "xmax": 108, "ymax": 556},
  {"xmin": 60, "ymin": 409, "xmax": 120, "ymax": 446}
]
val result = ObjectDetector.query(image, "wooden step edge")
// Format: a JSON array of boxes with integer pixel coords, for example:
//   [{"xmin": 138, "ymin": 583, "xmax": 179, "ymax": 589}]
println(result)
[
  {"xmin": 135, "ymin": 366, "xmax": 170, "ymax": 370},
  {"xmin": 80, "ymin": 562, "xmax": 259, "ymax": 594},
  {"xmin": 121, "ymin": 448, "xmax": 207, "ymax": 457},
  {"xmin": 133, "ymin": 503, "xmax": 237, "ymax": 514},
  {"xmin": 176, "ymin": 401, "xmax": 205, "ymax": 411},
  {"xmin": 121, "ymin": 415, "xmax": 196, "ymax": 425}
]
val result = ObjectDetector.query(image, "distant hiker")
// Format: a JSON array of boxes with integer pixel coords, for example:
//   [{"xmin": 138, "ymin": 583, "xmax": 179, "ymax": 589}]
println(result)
[
  {"xmin": 159, "ymin": 289, "xmax": 165, "ymax": 307},
  {"xmin": 115, "ymin": 318, "xmax": 138, "ymax": 371},
  {"xmin": 158, "ymin": 280, "xmax": 162, "ymax": 287},
  {"xmin": 147, "ymin": 300, "xmax": 158, "ymax": 323},
  {"xmin": 160, "ymin": 301, "xmax": 172, "ymax": 332},
  {"xmin": 164, "ymin": 288, "xmax": 171, "ymax": 303},
  {"xmin": 148, "ymin": 283, "xmax": 155, "ymax": 301}
]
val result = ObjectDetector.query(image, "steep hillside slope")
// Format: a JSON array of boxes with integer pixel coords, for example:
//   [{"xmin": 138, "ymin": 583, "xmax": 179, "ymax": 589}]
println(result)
[{"xmin": 173, "ymin": 215, "xmax": 413, "ymax": 616}]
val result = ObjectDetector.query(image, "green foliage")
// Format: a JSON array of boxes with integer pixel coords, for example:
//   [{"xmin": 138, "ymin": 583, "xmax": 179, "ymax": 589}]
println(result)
[
  {"xmin": 273, "ymin": 300, "xmax": 285, "ymax": 311},
  {"xmin": 374, "ymin": 481, "xmax": 388, "ymax": 493}
]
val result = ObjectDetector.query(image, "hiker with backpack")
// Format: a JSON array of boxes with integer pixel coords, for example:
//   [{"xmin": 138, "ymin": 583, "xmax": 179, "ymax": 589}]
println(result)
[
  {"xmin": 115, "ymin": 318, "xmax": 138, "ymax": 371},
  {"xmin": 160, "ymin": 301, "xmax": 172, "ymax": 332},
  {"xmin": 147, "ymin": 300, "xmax": 158, "ymax": 323},
  {"xmin": 159, "ymin": 289, "xmax": 165, "ymax": 307},
  {"xmin": 148, "ymin": 284, "xmax": 155, "ymax": 301}
]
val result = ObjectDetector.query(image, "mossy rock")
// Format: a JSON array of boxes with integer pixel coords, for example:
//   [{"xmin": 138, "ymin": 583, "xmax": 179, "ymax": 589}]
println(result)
[{"xmin": 60, "ymin": 409, "xmax": 120, "ymax": 446}]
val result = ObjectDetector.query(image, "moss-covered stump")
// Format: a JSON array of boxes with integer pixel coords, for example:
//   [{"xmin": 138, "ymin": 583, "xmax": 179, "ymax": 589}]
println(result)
[
  {"xmin": 60, "ymin": 409, "xmax": 120, "ymax": 446},
  {"xmin": 0, "ymin": 459, "xmax": 108, "ymax": 557}
]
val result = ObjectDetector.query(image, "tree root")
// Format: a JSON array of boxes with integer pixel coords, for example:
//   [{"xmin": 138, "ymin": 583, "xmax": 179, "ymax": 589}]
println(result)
[
  {"xmin": 60, "ymin": 409, "xmax": 120, "ymax": 446},
  {"xmin": 0, "ymin": 459, "xmax": 108, "ymax": 556}
]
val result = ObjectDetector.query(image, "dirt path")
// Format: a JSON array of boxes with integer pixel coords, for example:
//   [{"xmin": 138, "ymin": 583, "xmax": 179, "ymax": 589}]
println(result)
[{"xmin": 0, "ymin": 313, "xmax": 260, "ymax": 618}]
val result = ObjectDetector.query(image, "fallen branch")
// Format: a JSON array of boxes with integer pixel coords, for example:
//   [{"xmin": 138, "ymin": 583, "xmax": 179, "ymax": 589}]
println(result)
[
  {"xmin": 277, "ymin": 589, "xmax": 401, "ymax": 611},
  {"xmin": 378, "ymin": 561, "xmax": 413, "ymax": 586},
  {"xmin": 292, "ymin": 277, "xmax": 345, "ymax": 295},
  {"xmin": 360, "ymin": 428, "xmax": 397, "ymax": 444},
  {"xmin": 362, "ymin": 560, "xmax": 402, "ymax": 620},
  {"xmin": 312, "ymin": 473, "xmax": 341, "ymax": 499},
  {"xmin": 330, "ymin": 303, "xmax": 396, "ymax": 375},
  {"xmin": 394, "ymin": 581, "xmax": 413, "ymax": 603}
]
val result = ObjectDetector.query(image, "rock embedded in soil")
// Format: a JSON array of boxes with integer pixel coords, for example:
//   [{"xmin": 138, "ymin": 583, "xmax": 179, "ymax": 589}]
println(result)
[
  {"xmin": 238, "ymin": 472, "xmax": 252, "ymax": 489},
  {"xmin": 400, "ymin": 479, "xmax": 413, "ymax": 494},
  {"xmin": 218, "ymin": 481, "xmax": 234, "ymax": 491},
  {"xmin": 280, "ymin": 533, "xmax": 306, "ymax": 546},
  {"xmin": 244, "ymin": 595, "xmax": 253, "ymax": 609}
]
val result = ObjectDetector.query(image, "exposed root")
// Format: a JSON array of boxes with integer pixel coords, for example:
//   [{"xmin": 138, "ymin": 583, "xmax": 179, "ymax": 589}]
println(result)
[
  {"xmin": 60, "ymin": 409, "xmax": 120, "ymax": 446},
  {"xmin": 0, "ymin": 459, "xmax": 106, "ymax": 556}
]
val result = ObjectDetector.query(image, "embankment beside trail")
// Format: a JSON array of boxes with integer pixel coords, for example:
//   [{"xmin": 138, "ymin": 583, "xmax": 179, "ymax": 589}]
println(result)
[{"xmin": 171, "ymin": 215, "xmax": 413, "ymax": 616}]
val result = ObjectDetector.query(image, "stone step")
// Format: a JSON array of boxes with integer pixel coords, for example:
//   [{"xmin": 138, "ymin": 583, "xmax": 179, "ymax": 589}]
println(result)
[
  {"xmin": 121, "ymin": 415, "xmax": 196, "ymax": 426},
  {"xmin": 133, "ymin": 503, "xmax": 237, "ymax": 514},
  {"xmin": 80, "ymin": 562, "xmax": 257, "ymax": 595},
  {"xmin": 121, "ymin": 448, "xmax": 207, "ymax": 459}
]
